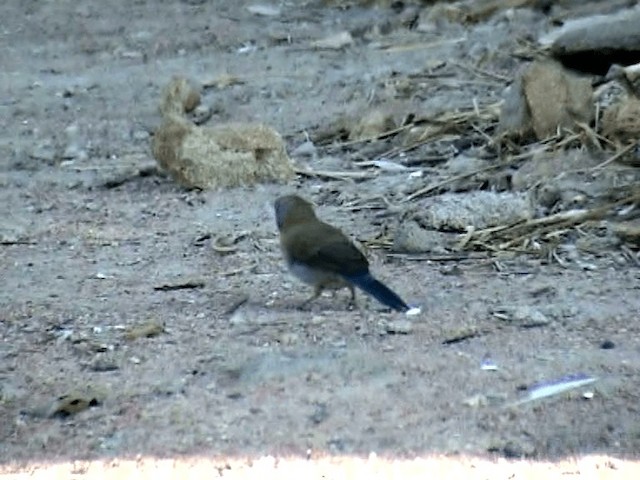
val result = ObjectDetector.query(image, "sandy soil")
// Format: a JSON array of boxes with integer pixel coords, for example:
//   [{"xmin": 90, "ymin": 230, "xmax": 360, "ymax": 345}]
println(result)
[{"xmin": 1, "ymin": 0, "xmax": 640, "ymax": 475}]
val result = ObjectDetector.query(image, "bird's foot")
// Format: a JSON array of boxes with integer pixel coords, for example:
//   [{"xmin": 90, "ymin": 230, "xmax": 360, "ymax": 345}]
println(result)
[
  {"xmin": 346, "ymin": 298, "xmax": 359, "ymax": 311},
  {"xmin": 297, "ymin": 300, "xmax": 313, "ymax": 311},
  {"xmin": 298, "ymin": 292, "xmax": 320, "ymax": 311}
]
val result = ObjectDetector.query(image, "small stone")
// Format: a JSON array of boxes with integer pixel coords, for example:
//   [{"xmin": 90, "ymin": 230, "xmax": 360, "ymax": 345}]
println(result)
[
  {"xmin": 480, "ymin": 359, "xmax": 498, "ymax": 371},
  {"xmin": 494, "ymin": 306, "xmax": 551, "ymax": 328},
  {"xmin": 89, "ymin": 357, "xmax": 119, "ymax": 372},
  {"xmin": 463, "ymin": 394, "xmax": 487, "ymax": 407},
  {"xmin": 441, "ymin": 326, "xmax": 479, "ymax": 344},
  {"xmin": 279, "ymin": 332, "xmax": 299, "ymax": 345},
  {"xmin": 312, "ymin": 31, "xmax": 353, "ymax": 50},
  {"xmin": 132, "ymin": 130, "xmax": 150, "ymax": 141},
  {"xmin": 191, "ymin": 104, "xmax": 213, "ymax": 125},
  {"xmin": 501, "ymin": 442, "xmax": 529, "ymax": 459},
  {"xmin": 247, "ymin": 4, "xmax": 281, "ymax": 16},
  {"xmin": 45, "ymin": 386, "xmax": 106, "ymax": 418},
  {"xmin": 600, "ymin": 340, "xmax": 615, "ymax": 349},
  {"xmin": 384, "ymin": 319, "xmax": 413, "ymax": 335},
  {"xmin": 309, "ymin": 402, "xmax": 329, "ymax": 425},
  {"xmin": 124, "ymin": 320, "xmax": 165, "ymax": 340},
  {"xmin": 513, "ymin": 307, "xmax": 550, "ymax": 328},
  {"xmin": 291, "ymin": 140, "xmax": 317, "ymax": 158}
]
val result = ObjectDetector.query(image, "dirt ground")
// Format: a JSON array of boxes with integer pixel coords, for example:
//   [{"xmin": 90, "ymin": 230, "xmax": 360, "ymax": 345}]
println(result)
[{"xmin": 1, "ymin": 0, "xmax": 640, "ymax": 476}]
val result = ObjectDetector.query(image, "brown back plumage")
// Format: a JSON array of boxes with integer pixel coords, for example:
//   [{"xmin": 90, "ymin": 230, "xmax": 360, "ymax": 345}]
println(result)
[{"xmin": 274, "ymin": 195, "xmax": 369, "ymax": 276}]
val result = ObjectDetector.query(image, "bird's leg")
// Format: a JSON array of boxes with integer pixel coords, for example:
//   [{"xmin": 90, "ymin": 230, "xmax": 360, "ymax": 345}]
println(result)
[
  {"xmin": 299, "ymin": 285, "xmax": 323, "ymax": 309},
  {"xmin": 347, "ymin": 285, "xmax": 358, "ymax": 310}
]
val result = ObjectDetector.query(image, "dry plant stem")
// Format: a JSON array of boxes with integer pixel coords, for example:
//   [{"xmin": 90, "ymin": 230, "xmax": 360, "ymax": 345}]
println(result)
[
  {"xmin": 451, "ymin": 60, "xmax": 511, "ymax": 83},
  {"xmin": 224, "ymin": 295, "xmax": 250, "ymax": 316},
  {"xmin": 554, "ymin": 133, "xmax": 583, "ymax": 149},
  {"xmin": 574, "ymin": 121, "xmax": 607, "ymax": 150},
  {"xmin": 153, "ymin": 281, "xmax": 205, "ymax": 291},
  {"xmin": 470, "ymin": 192, "xmax": 640, "ymax": 250},
  {"xmin": 403, "ymin": 149, "xmax": 543, "ymax": 203},
  {"xmin": 332, "ymin": 123, "xmax": 414, "ymax": 148},
  {"xmin": 294, "ymin": 168, "xmax": 375, "ymax": 181},
  {"xmin": 621, "ymin": 245, "xmax": 640, "ymax": 266},
  {"xmin": 377, "ymin": 37, "xmax": 467, "ymax": 53},
  {"xmin": 470, "ymin": 123, "xmax": 495, "ymax": 144},
  {"xmin": 591, "ymin": 141, "xmax": 640, "ymax": 171},
  {"xmin": 211, "ymin": 244, "xmax": 238, "ymax": 254},
  {"xmin": 405, "ymin": 136, "xmax": 591, "ymax": 202},
  {"xmin": 342, "ymin": 195, "xmax": 391, "ymax": 210},
  {"xmin": 374, "ymin": 102, "xmax": 502, "ymax": 161},
  {"xmin": 403, "ymin": 164, "xmax": 503, "ymax": 202},
  {"xmin": 220, "ymin": 265, "xmax": 257, "ymax": 277},
  {"xmin": 0, "ymin": 240, "xmax": 35, "ymax": 246},
  {"xmin": 386, "ymin": 252, "xmax": 489, "ymax": 262}
]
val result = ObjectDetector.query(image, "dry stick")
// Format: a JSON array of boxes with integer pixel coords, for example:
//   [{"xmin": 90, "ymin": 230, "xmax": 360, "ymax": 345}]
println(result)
[
  {"xmin": 294, "ymin": 167, "xmax": 375, "ymax": 181},
  {"xmin": 0, "ymin": 240, "xmax": 36, "ymax": 246},
  {"xmin": 470, "ymin": 122, "xmax": 495, "ymax": 145},
  {"xmin": 403, "ymin": 146, "xmax": 548, "ymax": 203},
  {"xmin": 591, "ymin": 140, "xmax": 640, "ymax": 171},
  {"xmin": 377, "ymin": 37, "xmax": 467, "ymax": 53},
  {"xmin": 342, "ymin": 195, "xmax": 391, "ymax": 211},
  {"xmin": 432, "ymin": 78, "xmax": 504, "ymax": 88},
  {"xmin": 220, "ymin": 264, "xmax": 256, "ymax": 277},
  {"xmin": 469, "ymin": 220, "xmax": 523, "ymax": 239},
  {"xmin": 386, "ymin": 252, "xmax": 485, "ymax": 261},
  {"xmin": 499, "ymin": 221, "xmax": 581, "ymax": 251},
  {"xmin": 497, "ymin": 207, "xmax": 604, "ymax": 235},
  {"xmin": 498, "ymin": 227, "xmax": 562, "ymax": 251},
  {"xmin": 451, "ymin": 60, "xmax": 511, "ymax": 83},
  {"xmin": 211, "ymin": 242, "xmax": 240, "ymax": 254},
  {"xmin": 472, "ymin": 192, "xmax": 640, "ymax": 249},
  {"xmin": 621, "ymin": 244, "xmax": 640, "ymax": 267},
  {"xmin": 574, "ymin": 121, "xmax": 610, "ymax": 150},
  {"xmin": 330, "ymin": 123, "xmax": 415, "ymax": 149},
  {"xmin": 154, "ymin": 280, "xmax": 205, "ymax": 291},
  {"xmin": 402, "ymin": 163, "xmax": 501, "ymax": 202},
  {"xmin": 225, "ymin": 295, "xmax": 250, "ymax": 316},
  {"xmin": 553, "ymin": 132, "xmax": 583, "ymax": 149},
  {"xmin": 439, "ymin": 103, "xmax": 502, "ymax": 123},
  {"xmin": 374, "ymin": 127, "xmax": 452, "ymax": 162},
  {"xmin": 353, "ymin": 159, "xmax": 411, "ymax": 171},
  {"xmin": 374, "ymin": 102, "xmax": 502, "ymax": 161}
]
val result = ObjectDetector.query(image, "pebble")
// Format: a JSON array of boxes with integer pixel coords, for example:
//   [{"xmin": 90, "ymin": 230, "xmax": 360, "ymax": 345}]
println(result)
[
  {"xmin": 291, "ymin": 140, "xmax": 317, "ymax": 158},
  {"xmin": 384, "ymin": 319, "xmax": 413, "ymax": 335},
  {"xmin": 191, "ymin": 104, "xmax": 213, "ymax": 125},
  {"xmin": 600, "ymin": 339, "xmax": 615, "ymax": 349},
  {"xmin": 132, "ymin": 130, "xmax": 150, "ymax": 141}
]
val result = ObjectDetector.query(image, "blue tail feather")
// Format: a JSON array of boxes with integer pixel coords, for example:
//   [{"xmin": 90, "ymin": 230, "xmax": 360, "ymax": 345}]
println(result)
[{"xmin": 345, "ymin": 272, "xmax": 409, "ymax": 312}]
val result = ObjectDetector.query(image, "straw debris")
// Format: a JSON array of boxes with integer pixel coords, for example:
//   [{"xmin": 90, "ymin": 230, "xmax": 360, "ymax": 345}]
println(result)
[{"xmin": 152, "ymin": 76, "xmax": 293, "ymax": 189}]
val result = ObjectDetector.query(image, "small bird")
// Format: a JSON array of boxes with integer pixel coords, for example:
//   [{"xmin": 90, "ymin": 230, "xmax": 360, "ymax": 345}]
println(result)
[{"xmin": 274, "ymin": 195, "xmax": 409, "ymax": 312}]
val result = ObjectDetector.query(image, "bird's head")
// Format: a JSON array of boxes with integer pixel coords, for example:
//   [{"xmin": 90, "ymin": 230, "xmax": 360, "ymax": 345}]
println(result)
[{"xmin": 274, "ymin": 195, "xmax": 317, "ymax": 231}]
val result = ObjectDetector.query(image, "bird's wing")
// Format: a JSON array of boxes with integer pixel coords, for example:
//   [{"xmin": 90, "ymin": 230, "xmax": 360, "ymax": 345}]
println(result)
[
  {"xmin": 285, "ymin": 223, "xmax": 369, "ymax": 276},
  {"xmin": 311, "ymin": 240, "xmax": 368, "ymax": 276}
]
